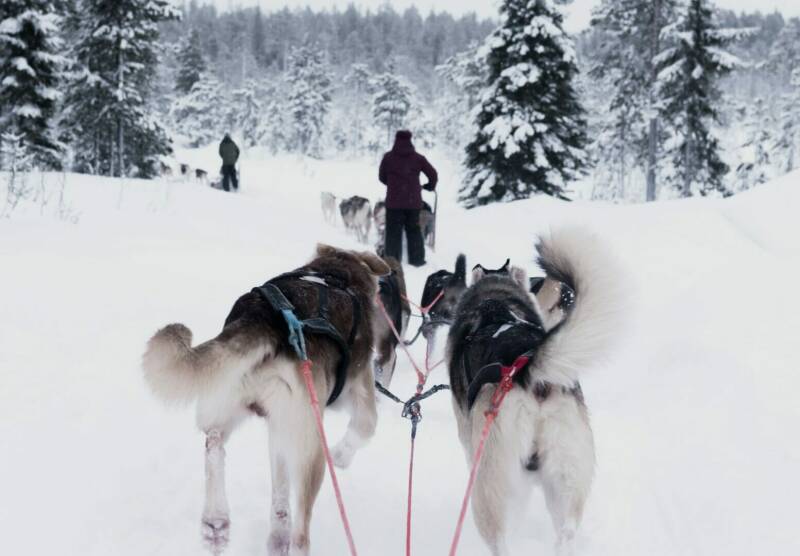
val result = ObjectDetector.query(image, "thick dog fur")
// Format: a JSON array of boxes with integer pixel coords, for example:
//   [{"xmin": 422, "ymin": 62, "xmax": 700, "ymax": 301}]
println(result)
[
  {"xmin": 142, "ymin": 244, "xmax": 389, "ymax": 556},
  {"xmin": 340, "ymin": 195, "xmax": 372, "ymax": 243},
  {"xmin": 447, "ymin": 228, "xmax": 624, "ymax": 556},
  {"xmin": 373, "ymin": 256, "xmax": 410, "ymax": 388}
]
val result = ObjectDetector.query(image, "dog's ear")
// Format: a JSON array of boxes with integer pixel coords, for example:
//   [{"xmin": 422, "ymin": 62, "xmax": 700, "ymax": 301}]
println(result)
[
  {"xmin": 316, "ymin": 243, "xmax": 339, "ymax": 257},
  {"xmin": 500, "ymin": 259, "xmax": 510, "ymax": 272},
  {"xmin": 472, "ymin": 265, "xmax": 486, "ymax": 284},
  {"xmin": 358, "ymin": 251, "xmax": 391, "ymax": 276},
  {"xmin": 509, "ymin": 265, "xmax": 528, "ymax": 290}
]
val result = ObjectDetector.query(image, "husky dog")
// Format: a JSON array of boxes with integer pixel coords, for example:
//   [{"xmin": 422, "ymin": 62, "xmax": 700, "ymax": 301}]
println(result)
[
  {"xmin": 420, "ymin": 201, "xmax": 435, "ymax": 248},
  {"xmin": 447, "ymin": 228, "xmax": 623, "ymax": 556},
  {"xmin": 416, "ymin": 254, "xmax": 467, "ymax": 362},
  {"xmin": 320, "ymin": 192, "xmax": 337, "ymax": 225},
  {"xmin": 373, "ymin": 201, "xmax": 387, "ymax": 255},
  {"xmin": 195, "ymin": 168, "xmax": 208, "ymax": 182},
  {"xmin": 373, "ymin": 256, "xmax": 410, "ymax": 388},
  {"xmin": 142, "ymin": 244, "xmax": 390, "ymax": 556},
  {"xmin": 472, "ymin": 258, "xmax": 511, "ymax": 279},
  {"xmin": 340, "ymin": 196, "xmax": 372, "ymax": 244},
  {"xmin": 180, "ymin": 163, "xmax": 191, "ymax": 179}
]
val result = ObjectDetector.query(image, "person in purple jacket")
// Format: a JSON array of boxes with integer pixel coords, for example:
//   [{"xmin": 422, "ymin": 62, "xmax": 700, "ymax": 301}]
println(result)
[{"xmin": 378, "ymin": 130, "xmax": 438, "ymax": 267}]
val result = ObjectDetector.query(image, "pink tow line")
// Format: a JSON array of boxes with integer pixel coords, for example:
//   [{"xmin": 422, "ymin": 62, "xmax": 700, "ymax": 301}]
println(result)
[
  {"xmin": 448, "ymin": 354, "xmax": 531, "ymax": 556},
  {"xmin": 299, "ymin": 360, "xmax": 358, "ymax": 556}
]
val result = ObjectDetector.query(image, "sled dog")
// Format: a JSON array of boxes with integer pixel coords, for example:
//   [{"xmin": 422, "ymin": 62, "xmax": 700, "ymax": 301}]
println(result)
[
  {"xmin": 142, "ymin": 244, "xmax": 389, "ymax": 555},
  {"xmin": 447, "ymin": 228, "xmax": 624, "ymax": 556},
  {"xmin": 340, "ymin": 195, "xmax": 372, "ymax": 244},
  {"xmin": 417, "ymin": 254, "xmax": 467, "ymax": 362},
  {"xmin": 373, "ymin": 256, "xmax": 410, "ymax": 388},
  {"xmin": 320, "ymin": 192, "xmax": 337, "ymax": 225}
]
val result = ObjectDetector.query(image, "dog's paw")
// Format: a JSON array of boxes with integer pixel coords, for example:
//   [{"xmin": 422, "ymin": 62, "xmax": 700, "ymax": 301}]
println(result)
[
  {"xmin": 332, "ymin": 442, "xmax": 355, "ymax": 469},
  {"xmin": 267, "ymin": 530, "xmax": 291, "ymax": 556},
  {"xmin": 202, "ymin": 515, "xmax": 230, "ymax": 554}
]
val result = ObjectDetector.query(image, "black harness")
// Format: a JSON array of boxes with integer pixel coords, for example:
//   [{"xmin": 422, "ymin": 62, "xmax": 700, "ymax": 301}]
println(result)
[
  {"xmin": 462, "ymin": 303, "xmax": 547, "ymax": 410},
  {"xmin": 253, "ymin": 271, "xmax": 361, "ymax": 406}
]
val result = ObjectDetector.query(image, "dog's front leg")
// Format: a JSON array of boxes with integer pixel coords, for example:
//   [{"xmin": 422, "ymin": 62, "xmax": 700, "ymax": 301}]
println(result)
[
  {"xmin": 332, "ymin": 367, "xmax": 377, "ymax": 469},
  {"xmin": 202, "ymin": 429, "xmax": 231, "ymax": 554}
]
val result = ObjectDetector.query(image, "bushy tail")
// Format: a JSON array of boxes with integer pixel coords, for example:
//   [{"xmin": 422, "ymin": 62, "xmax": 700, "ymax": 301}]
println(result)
[
  {"xmin": 533, "ymin": 227, "xmax": 627, "ymax": 386},
  {"xmin": 453, "ymin": 254, "xmax": 467, "ymax": 285},
  {"xmin": 142, "ymin": 323, "xmax": 274, "ymax": 405}
]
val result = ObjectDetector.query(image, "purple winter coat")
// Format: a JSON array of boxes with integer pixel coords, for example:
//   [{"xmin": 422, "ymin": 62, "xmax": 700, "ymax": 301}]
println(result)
[{"xmin": 378, "ymin": 131, "xmax": 438, "ymax": 210}]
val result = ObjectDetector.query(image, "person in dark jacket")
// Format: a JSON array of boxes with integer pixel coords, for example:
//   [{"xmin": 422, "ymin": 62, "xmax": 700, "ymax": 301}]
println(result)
[
  {"xmin": 218, "ymin": 133, "xmax": 240, "ymax": 192},
  {"xmin": 378, "ymin": 130, "xmax": 438, "ymax": 267}
]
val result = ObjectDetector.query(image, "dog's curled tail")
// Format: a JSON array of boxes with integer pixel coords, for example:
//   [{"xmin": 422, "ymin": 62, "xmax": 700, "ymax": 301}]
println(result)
[
  {"xmin": 534, "ymin": 227, "xmax": 627, "ymax": 386},
  {"xmin": 142, "ymin": 323, "xmax": 274, "ymax": 405}
]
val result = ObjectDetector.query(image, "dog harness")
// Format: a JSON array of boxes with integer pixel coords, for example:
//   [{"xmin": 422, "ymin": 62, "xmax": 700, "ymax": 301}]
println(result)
[{"xmin": 253, "ymin": 271, "xmax": 361, "ymax": 406}]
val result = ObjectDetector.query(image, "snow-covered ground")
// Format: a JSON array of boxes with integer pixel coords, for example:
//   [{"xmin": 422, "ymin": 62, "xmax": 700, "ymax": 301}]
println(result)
[{"xmin": 2, "ymin": 150, "xmax": 799, "ymax": 555}]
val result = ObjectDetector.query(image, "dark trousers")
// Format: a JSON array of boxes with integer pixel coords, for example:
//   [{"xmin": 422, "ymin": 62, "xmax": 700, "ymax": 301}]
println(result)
[
  {"xmin": 385, "ymin": 208, "xmax": 425, "ymax": 266},
  {"xmin": 221, "ymin": 164, "xmax": 238, "ymax": 191}
]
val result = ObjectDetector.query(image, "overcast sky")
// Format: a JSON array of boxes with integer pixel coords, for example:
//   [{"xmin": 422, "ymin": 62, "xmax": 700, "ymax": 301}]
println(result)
[{"xmin": 207, "ymin": 0, "xmax": 800, "ymax": 32}]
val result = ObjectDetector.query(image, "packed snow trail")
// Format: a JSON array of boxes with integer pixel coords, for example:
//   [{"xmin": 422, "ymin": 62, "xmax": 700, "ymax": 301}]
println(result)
[{"xmin": 1, "ymin": 152, "xmax": 799, "ymax": 555}]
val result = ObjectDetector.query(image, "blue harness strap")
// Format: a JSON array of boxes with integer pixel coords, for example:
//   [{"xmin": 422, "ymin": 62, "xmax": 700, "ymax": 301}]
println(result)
[{"xmin": 253, "ymin": 279, "xmax": 354, "ymax": 406}]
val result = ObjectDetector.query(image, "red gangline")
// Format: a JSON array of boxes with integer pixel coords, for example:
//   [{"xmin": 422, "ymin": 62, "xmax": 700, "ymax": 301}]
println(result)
[
  {"xmin": 448, "ymin": 355, "xmax": 530, "ymax": 556},
  {"xmin": 375, "ymin": 295, "xmax": 448, "ymax": 556},
  {"xmin": 299, "ymin": 360, "xmax": 358, "ymax": 556},
  {"xmin": 405, "ymin": 435, "xmax": 416, "ymax": 556}
]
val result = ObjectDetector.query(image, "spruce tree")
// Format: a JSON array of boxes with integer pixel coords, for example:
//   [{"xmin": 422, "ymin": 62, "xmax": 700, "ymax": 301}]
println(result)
[
  {"xmin": 170, "ymin": 73, "xmax": 225, "ymax": 148},
  {"xmin": 0, "ymin": 0, "xmax": 68, "ymax": 169},
  {"xmin": 175, "ymin": 28, "xmax": 205, "ymax": 94},
  {"xmin": 658, "ymin": 0, "xmax": 747, "ymax": 197},
  {"xmin": 285, "ymin": 46, "xmax": 331, "ymax": 157},
  {"xmin": 591, "ymin": 0, "xmax": 679, "ymax": 202},
  {"xmin": 344, "ymin": 63, "xmax": 374, "ymax": 154},
  {"xmin": 462, "ymin": 0, "xmax": 588, "ymax": 206},
  {"xmin": 64, "ymin": 0, "xmax": 177, "ymax": 178},
  {"xmin": 734, "ymin": 98, "xmax": 773, "ymax": 192},
  {"xmin": 371, "ymin": 71, "xmax": 413, "ymax": 146}
]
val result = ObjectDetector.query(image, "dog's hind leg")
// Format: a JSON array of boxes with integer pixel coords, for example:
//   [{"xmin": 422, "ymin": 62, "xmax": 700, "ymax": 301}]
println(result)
[
  {"xmin": 537, "ymin": 396, "xmax": 595, "ymax": 556},
  {"xmin": 267, "ymin": 443, "xmax": 292, "ymax": 555},
  {"xmin": 201, "ymin": 415, "xmax": 244, "ymax": 554},
  {"xmin": 332, "ymin": 366, "xmax": 377, "ymax": 469},
  {"xmin": 470, "ymin": 435, "xmax": 512, "ymax": 556}
]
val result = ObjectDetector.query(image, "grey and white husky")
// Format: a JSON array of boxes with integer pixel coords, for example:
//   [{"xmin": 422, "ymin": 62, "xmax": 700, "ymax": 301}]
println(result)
[
  {"xmin": 142, "ymin": 244, "xmax": 389, "ymax": 555},
  {"xmin": 447, "ymin": 228, "xmax": 624, "ymax": 556}
]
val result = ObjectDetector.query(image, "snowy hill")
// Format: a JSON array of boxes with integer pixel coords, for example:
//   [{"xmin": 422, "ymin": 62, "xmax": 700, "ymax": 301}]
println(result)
[{"xmin": 1, "ymin": 157, "xmax": 799, "ymax": 555}]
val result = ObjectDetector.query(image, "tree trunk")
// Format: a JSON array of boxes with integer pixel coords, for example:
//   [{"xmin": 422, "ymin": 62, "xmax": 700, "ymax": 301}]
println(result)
[
  {"xmin": 117, "ymin": 46, "xmax": 125, "ymax": 177},
  {"xmin": 646, "ymin": 0, "xmax": 663, "ymax": 202},
  {"xmin": 683, "ymin": 128, "xmax": 693, "ymax": 197}
]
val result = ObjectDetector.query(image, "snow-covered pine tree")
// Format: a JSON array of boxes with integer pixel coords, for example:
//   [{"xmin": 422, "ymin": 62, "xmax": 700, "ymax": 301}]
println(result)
[
  {"xmin": 170, "ymin": 73, "xmax": 226, "ymax": 147},
  {"xmin": 591, "ymin": 0, "xmax": 680, "ymax": 202},
  {"xmin": 770, "ymin": 22, "xmax": 800, "ymax": 173},
  {"xmin": 0, "ymin": 0, "xmax": 68, "ymax": 170},
  {"xmin": 229, "ymin": 80, "xmax": 262, "ymax": 147},
  {"xmin": 657, "ymin": 0, "xmax": 748, "ymax": 197},
  {"xmin": 64, "ymin": 0, "xmax": 177, "ymax": 178},
  {"xmin": 734, "ymin": 98, "xmax": 773, "ymax": 192},
  {"xmin": 371, "ymin": 70, "xmax": 413, "ymax": 146},
  {"xmin": 436, "ymin": 43, "xmax": 485, "ymax": 149},
  {"xmin": 285, "ymin": 46, "xmax": 331, "ymax": 157},
  {"xmin": 462, "ymin": 0, "xmax": 588, "ymax": 206},
  {"xmin": 175, "ymin": 28, "xmax": 205, "ymax": 94},
  {"xmin": 343, "ymin": 63, "xmax": 374, "ymax": 154},
  {"xmin": 774, "ymin": 69, "xmax": 800, "ymax": 174}
]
